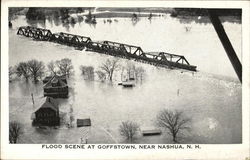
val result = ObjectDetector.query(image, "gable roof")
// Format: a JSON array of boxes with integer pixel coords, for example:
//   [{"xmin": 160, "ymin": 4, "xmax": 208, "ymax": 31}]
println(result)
[{"xmin": 35, "ymin": 97, "xmax": 59, "ymax": 113}]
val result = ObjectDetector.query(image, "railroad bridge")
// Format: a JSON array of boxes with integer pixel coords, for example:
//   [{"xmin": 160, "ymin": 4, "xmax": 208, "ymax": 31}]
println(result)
[{"xmin": 17, "ymin": 26, "xmax": 197, "ymax": 71}]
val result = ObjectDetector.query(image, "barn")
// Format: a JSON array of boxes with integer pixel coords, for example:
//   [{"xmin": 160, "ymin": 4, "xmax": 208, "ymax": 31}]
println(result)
[{"xmin": 32, "ymin": 97, "xmax": 60, "ymax": 126}]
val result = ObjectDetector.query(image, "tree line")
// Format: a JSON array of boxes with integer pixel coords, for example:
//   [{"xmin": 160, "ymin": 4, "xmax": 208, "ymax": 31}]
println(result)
[
  {"xmin": 9, "ymin": 57, "xmax": 145, "ymax": 83},
  {"xmin": 9, "ymin": 58, "xmax": 74, "ymax": 83},
  {"xmin": 80, "ymin": 58, "xmax": 146, "ymax": 83}
]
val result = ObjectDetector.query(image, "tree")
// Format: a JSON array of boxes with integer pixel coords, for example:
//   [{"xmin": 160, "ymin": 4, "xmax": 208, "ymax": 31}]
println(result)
[
  {"xmin": 26, "ymin": 8, "xmax": 45, "ymax": 20},
  {"xmin": 59, "ymin": 8, "xmax": 70, "ymax": 21},
  {"xmin": 56, "ymin": 58, "xmax": 74, "ymax": 78},
  {"xmin": 119, "ymin": 121, "xmax": 140, "ymax": 143},
  {"xmin": 122, "ymin": 63, "xmax": 145, "ymax": 82},
  {"xmin": 95, "ymin": 70, "xmax": 106, "ymax": 82},
  {"xmin": 80, "ymin": 65, "xmax": 94, "ymax": 80},
  {"xmin": 47, "ymin": 60, "xmax": 57, "ymax": 76},
  {"xmin": 99, "ymin": 58, "xmax": 120, "ymax": 81},
  {"xmin": 134, "ymin": 66, "xmax": 145, "ymax": 82},
  {"xmin": 16, "ymin": 62, "xmax": 31, "ymax": 81},
  {"xmin": 126, "ymin": 63, "xmax": 135, "ymax": 78},
  {"xmin": 9, "ymin": 121, "xmax": 23, "ymax": 144},
  {"xmin": 9, "ymin": 66, "xmax": 15, "ymax": 82},
  {"xmin": 132, "ymin": 13, "xmax": 138, "ymax": 20},
  {"xmin": 156, "ymin": 109, "xmax": 191, "ymax": 143},
  {"xmin": 27, "ymin": 59, "xmax": 45, "ymax": 83}
]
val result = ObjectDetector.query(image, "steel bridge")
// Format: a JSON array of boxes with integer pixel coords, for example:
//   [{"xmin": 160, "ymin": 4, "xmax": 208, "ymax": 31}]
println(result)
[
  {"xmin": 17, "ymin": 26, "xmax": 197, "ymax": 71},
  {"xmin": 17, "ymin": 26, "xmax": 52, "ymax": 41}
]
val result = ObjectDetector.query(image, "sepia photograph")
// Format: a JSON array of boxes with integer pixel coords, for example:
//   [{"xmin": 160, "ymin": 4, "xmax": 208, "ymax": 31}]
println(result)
[{"xmin": 1, "ymin": 1, "xmax": 250, "ymax": 159}]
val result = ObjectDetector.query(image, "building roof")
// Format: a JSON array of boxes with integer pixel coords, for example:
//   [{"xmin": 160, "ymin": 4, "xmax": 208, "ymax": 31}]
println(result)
[
  {"xmin": 35, "ymin": 97, "xmax": 59, "ymax": 113},
  {"xmin": 43, "ymin": 75, "xmax": 67, "ymax": 88},
  {"xmin": 77, "ymin": 118, "xmax": 91, "ymax": 127}
]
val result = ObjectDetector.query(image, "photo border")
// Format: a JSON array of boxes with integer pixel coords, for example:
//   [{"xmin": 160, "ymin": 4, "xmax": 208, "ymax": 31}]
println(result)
[{"xmin": 1, "ymin": 0, "xmax": 249, "ymax": 159}]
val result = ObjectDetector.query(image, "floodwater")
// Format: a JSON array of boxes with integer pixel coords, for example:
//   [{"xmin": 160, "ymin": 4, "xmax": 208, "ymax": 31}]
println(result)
[{"xmin": 9, "ymin": 14, "xmax": 242, "ymax": 144}]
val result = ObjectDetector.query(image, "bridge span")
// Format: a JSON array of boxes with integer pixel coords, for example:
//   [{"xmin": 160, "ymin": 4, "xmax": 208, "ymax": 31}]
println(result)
[{"xmin": 17, "ymin": 26, "xmax": 197, "ymax": 71}]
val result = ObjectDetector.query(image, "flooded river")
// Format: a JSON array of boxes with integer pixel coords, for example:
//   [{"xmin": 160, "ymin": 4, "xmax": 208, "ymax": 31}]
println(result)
[{"xmin": 9, "ymin": 14, "xmax": 242, "ymax": 144}]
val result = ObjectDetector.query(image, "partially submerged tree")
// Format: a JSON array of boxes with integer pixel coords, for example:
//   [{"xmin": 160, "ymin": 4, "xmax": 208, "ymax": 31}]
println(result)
[
  {"xmin": 95, "ymin": 70, "xmax": 106, "ymax": 82},
  {"xmin": 99, "ymin": 58, "xmax": 120, "ymax": 81},
  {"xmin": 119, "ymin": 121, "xmax": 140, "ymax": 143},
  {"xmin": 16, "ymin": 62, "xmax": 31, "ymax": 81},
  {"xmin": 80, "ymin": 65, "xmax": 94, "ymax": 80},
  {"xmin": 134, "ymin": 66, "xmax": 145, "ymax": 82},
  {"xmin": 27, "ymin": 59, "xmax": 45, "ymax": 83},
  {"xmin": 59, "ymin": 8, "xmax": 70, "ymax": 22},
  {"xmin": 122, "ymin": 63, "xmax": 145, "ymax": 82},
  {"xmin": 26, "ymin": 8, "xmax": 46, "ymax": 20},
  {"xmin": 156, "ymin": 109, "xmax": 191, "ymax": 143},
  {"xmin": 9, "ymin": 121, "xmax": 23, "ymax": 144},
  {"xmin": 56, "ymin": 58, "xmax": 74, "ymax": 77},
  {"xmin": 9, "ymin": 66, "xmax": 15, "ymax": 82},
  {"xmin": 47, "ymin": 60, "xmax": 58, "ymax": 76}
]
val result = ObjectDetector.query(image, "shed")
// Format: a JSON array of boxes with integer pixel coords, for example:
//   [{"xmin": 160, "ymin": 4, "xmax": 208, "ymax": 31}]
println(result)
[
  {"xmin": 142, "ymin": 129, "xmax": 162, "ymax": 136},
  {"xmin": 77, "ymin": 118, "xmax": 91, "ymax": 127}
]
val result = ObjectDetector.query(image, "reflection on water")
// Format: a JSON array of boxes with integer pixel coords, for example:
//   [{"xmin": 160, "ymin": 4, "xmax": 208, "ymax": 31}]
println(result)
[{"xmin": 9, "ymin": 14, "xmax": 242, "ymax": 144}]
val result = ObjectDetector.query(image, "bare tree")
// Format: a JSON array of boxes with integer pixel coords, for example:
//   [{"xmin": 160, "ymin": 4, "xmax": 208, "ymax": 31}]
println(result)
[
  {"xmin": 80, "ymin": 65, "xmax": 94, "ymax": 80},
  {"xmin": 99, "ymin": 58, "xmax": 120, "ymax": 81},
  {"xmin": 119, "ymin": 121, "xmax": 140, "ymax": 142},
  {"xmin": 15, "ymin": 62, "xmax": 30, "ymax": 81},
  {"xmin": 9, "ymin": 121, "xmax": 23, "ymax": 144},
  {"xmin": 47, "ymin": 60, "xmax": 58, "ymax": 76},
  {"xmin": 123, "ymin": 63, "xmax": 145, "ymax": 82},
  {"xmin": 134, "ymin": 66, "xmax": 145, "ymax": 82},
  {"xmin": 56, "ymin": 58, "xmax": 74, "ymax": 78},
  {"xmin": 27, "ymin": 59, "xmax": 45, "ymax": 83},
  {"xmin": 9, "ymin": 66, "xmax": 15, "ymax": 82},
  {"xmin": 95, "ymin": 70, "xmax": 106, "ymax": 82},
  {"xmin": 126, "ymin": 63, "xmax": 136, "ymax": 79},
  {"xmin": 156, "ymin": 109, "xmax": 191, "ymax": 143}
]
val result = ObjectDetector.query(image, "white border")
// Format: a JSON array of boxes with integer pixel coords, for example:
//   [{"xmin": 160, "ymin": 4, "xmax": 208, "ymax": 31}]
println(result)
[{"xmin": 1, "ymin": 1, "xmax": 250, "ymax": 159}]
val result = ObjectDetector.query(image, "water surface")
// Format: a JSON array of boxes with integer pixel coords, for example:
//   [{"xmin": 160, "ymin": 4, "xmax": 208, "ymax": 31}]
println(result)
[{"xmin": 9, "ymin": 14, "xmax": 242, "ymax": 144}]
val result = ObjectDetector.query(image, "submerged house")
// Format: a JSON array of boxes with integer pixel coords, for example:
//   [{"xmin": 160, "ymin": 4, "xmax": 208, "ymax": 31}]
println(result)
[
  {"xmin": 32, "ymin": 97, "xmax": 60, "ymax": 126},
  {"xmin": 43, "ymin": 75, "xmax": 68, "ymax": 98}
]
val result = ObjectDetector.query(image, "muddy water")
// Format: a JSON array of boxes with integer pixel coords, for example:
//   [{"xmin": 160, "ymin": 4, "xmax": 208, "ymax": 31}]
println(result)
[{"xmin": 9, "ymin": 14, "xmax": 241, "ymax": 144}]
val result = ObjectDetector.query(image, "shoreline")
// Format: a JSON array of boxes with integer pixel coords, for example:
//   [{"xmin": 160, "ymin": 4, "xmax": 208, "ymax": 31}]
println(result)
[{"xmin": 9, "ymin": 7, "xmax": 241, "ymax": 24}]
